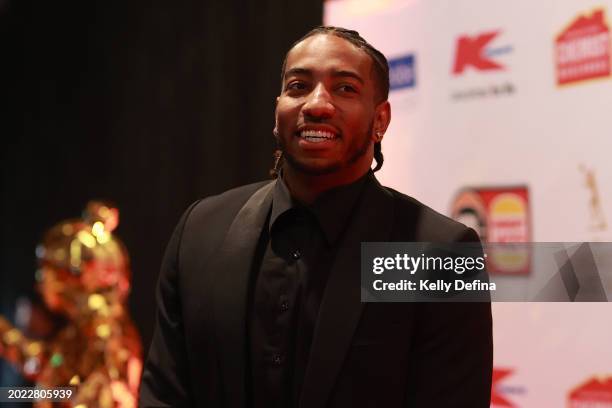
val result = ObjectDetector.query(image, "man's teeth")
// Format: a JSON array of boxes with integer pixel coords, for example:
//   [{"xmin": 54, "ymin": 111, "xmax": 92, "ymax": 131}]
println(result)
[{"xmin": 300, "ymin": 129, "xmax": 336, "ymax": 142}]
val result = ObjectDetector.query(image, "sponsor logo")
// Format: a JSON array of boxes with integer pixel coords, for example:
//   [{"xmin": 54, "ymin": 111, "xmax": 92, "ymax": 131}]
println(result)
[
  {"xmin": 491, "ymin": 367, "xmax": 526, "ymax": 407},
  {"xmin": 451, "ymin": 186, "xmax": 531, "ymax": 274},
  {"xmin": 488, "ymin": 193, "xmax": 530, "ymax": 243},
  {"xmin": 568, "ymin": 376, "xmax": 612, "ymax": 407},
  {"xmin": 450, "ymin": 30, "xmax": 515, "ymax": 100},
  {"xmin": 556, "ymin": 8, "xmax": 611, "ymax": 86},
  {"xmin": 453, "ymin": 30, "xmax": 512, "ymax": 75},
  {"xmin": 388, "ymin": 54, "xmax": 416, "ymax": 91}
]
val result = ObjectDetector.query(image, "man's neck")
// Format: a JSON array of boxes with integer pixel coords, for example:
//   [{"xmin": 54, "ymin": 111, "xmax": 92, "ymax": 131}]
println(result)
[{"xmin": 282, "ymin": 164, "xmax": 371, "ymax": 205}]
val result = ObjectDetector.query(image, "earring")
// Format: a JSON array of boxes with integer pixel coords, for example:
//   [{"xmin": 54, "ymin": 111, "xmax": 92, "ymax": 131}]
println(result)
[{"xmin": 375, "ymin": 131, "xmax": 383, "ymax": 141}]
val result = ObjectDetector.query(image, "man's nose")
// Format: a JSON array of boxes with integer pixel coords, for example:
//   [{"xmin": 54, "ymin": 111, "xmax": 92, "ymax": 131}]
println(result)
[{"xmin": 302, "ymin": 83, "xmax": 335, "ymax": 119}]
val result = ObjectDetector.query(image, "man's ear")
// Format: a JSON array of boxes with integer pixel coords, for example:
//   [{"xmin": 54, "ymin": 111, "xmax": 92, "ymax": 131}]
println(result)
[{"xmin": 372, "ymin": 101, "xmax": 391, "ymax": 142}]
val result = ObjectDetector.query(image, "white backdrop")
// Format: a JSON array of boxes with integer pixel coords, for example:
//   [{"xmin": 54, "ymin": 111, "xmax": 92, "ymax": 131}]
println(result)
[{"xmin": 325, "ymin": 0, "xmax": 612, "ymax": 406}]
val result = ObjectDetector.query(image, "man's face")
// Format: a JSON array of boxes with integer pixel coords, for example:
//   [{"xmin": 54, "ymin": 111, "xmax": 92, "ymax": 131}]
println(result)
[{"xmin": 275, "ymin": 34, "xmax": 388, "ymax": 177}]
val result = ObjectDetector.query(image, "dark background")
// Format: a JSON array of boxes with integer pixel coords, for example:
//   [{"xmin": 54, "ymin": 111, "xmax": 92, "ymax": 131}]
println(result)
[{"xmin": 1, "ymin": 0, "xmax": 322, "ymax": 385}]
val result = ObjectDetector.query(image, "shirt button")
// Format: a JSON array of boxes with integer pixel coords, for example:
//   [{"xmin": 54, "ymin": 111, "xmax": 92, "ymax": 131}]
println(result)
[
  {"xmin": 292, "ymin": 250, "xmax": 301, "ymax": 260},
  {"xmin": 280, "ymin": 301, "xmax": 290, "ymax": 312},
  {"xmin": 272, "ymin": 354, "xmax": 283, "ymax": 365}
]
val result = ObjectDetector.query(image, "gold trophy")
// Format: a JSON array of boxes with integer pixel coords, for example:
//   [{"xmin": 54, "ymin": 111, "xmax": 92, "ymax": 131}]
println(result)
[{"xmin": 0, "ymin": 202, "xmax": 142, "ymax": 407}]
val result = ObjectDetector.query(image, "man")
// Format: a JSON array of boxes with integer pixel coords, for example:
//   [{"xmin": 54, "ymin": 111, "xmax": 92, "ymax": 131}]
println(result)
[{"xmin": 139, "ymin": 26, "xmax": 492, "ymax": 408}]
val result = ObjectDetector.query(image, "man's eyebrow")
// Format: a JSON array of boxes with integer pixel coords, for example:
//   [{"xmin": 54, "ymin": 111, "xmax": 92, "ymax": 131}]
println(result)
[
  {"xmin": 284, "ymin": 68, "xmax": 365, "ymax": 84},
  {"xmin": 331, "ymin": 70, "xmax": 364, "ymax": 84},
  {"xmin": 284, "ymin": 68, "xmax": 312, "ymax": 79}
]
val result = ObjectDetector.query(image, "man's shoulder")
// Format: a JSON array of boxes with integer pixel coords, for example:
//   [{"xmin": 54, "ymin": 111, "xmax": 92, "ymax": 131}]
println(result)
[
  {"xmin": 188, "ymin": 180, "xmax": 272, "ymax": 225},
  {"xmin": 175, "ymin": 180, "xmax": 273, "ymax": 260},
  {"xmin": 381, "ymin": 184, "xmax": 477, "ymax": 242}
]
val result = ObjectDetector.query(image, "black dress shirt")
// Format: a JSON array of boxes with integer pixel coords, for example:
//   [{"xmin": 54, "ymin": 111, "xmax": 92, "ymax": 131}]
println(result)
[{"xmin": 248, "ymin": 171, "xmax": 371, "ymax": 408}]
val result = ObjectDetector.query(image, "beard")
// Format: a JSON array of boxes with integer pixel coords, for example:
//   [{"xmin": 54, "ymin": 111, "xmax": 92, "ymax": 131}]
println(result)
[{"xmin": 278, "ymin": 120, "xmax": 374, "ymax": 176}]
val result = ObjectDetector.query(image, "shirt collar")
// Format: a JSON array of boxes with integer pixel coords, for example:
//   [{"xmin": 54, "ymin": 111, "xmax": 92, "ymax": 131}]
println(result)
[
  {"xmin": 269, "ymin": 173, "xmax": 296, "ymax": 232},
  {"xmin": 270, "ymin": 170, "xmax": 372, "ymax": 245}
]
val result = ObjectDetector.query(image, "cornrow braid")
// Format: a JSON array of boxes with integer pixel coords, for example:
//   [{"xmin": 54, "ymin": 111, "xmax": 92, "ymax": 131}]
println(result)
[
  {"xmin": 270, "ymin": 149, "xmax": 283, "ymax": 179},
  {"xmin": 373, "ymin": 142, "xmax": 384, "ymax": 172}
]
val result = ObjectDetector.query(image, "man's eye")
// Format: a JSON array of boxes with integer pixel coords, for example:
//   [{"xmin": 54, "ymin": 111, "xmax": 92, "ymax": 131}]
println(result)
[
  {"xmin": 286, "ymin": 82, "xmax": 306, "ymax": 91},
  {"xmin": 338, "ymin": 84, "xmax": 357, "ymax": 93}
]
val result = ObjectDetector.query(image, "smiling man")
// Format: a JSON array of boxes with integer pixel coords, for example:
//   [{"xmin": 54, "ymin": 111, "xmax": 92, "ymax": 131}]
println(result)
[
  {"xmin": 273, "ymin": 31, "xmax": 390, "ymax": 204},
  {"xmin": 140, "ymin": 27, "xmax": 493, "ymax": 408}
]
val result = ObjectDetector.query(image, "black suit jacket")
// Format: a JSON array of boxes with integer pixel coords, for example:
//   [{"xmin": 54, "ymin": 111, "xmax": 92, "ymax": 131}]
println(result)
[{"xmin": 139, "ymin": 175, "xmax": 493, "ymax": 408}]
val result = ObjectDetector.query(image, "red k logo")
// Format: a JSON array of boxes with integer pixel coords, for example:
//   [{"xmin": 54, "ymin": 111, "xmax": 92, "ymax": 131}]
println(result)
[
  {"xmin": 491, "ymin": 368, "xmax": 516, "ymax": 407},
  {"xmin": 453, "ymin": 31, "xmax": 505, "ymax": 74}
]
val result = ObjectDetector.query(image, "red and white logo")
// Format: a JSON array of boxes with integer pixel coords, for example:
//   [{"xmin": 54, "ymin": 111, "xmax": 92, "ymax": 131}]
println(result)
[
  {"xmin": 556, "ymin": 9, "xmax": 611, "ymax": 85},
  {"xmin": 451, "ymin": 186, "xmax": 531, "ymax": 275},
  {"xmin": 491, "ymin": 368, "xmax": 519, "ymax": 407},
  {"xmin": 452, "ymin": 30, "xmax": 511, "ymax": 75},
  {"xmin": 568, "ymin": 376, "xmax": 612, "ymax": 407}
]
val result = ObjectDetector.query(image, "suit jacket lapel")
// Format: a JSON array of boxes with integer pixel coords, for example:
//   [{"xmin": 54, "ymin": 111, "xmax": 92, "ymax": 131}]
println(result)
[
  {"xmin": 211, "ymin": 181, "xmax": 275, "ymax": 408},
  {"xmin": 300, "ymin": 176, "xmax": 395, "ymax": 408}
]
